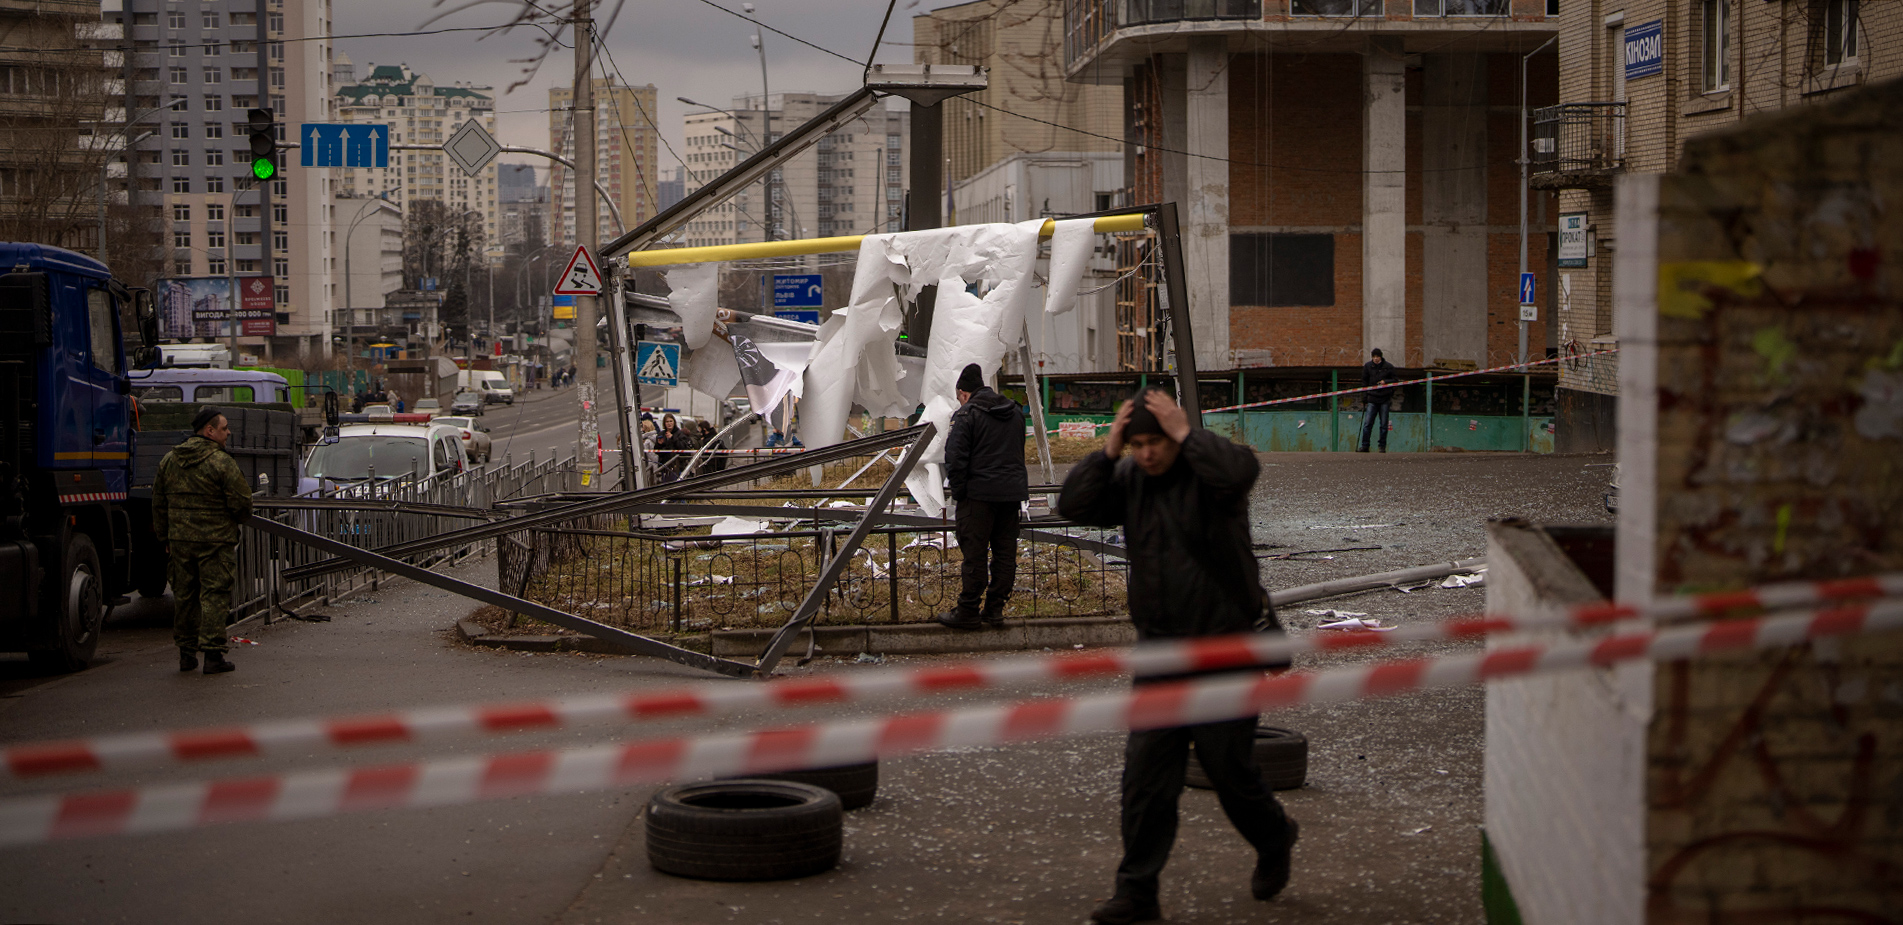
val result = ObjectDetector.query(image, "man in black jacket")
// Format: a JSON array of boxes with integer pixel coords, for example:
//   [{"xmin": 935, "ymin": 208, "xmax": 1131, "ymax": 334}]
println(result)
[
  {"xmin": 937, "ymin": 363, "xmax": 1028, "ymax": 630},
  {"xmin": 1059, "ymin": 387, "xmax": 1297, "ymax": 924},
  {"xmin": 1358, "ymin": 347, "xmax": 1399, "ymax": 452}
]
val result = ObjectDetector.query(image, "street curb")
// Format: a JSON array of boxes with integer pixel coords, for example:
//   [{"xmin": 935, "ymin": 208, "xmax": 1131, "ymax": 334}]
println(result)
[
  {"xmin": 454, "ymin": 616, "xmax": 1136, "ymax": 659},
  {"xmin": 709, "ymin": 615, "xmax": 1136, "ymax": 658},
  {"xmin": 455, "ymin": 618, "xmax": 713, "ymax": 656}
]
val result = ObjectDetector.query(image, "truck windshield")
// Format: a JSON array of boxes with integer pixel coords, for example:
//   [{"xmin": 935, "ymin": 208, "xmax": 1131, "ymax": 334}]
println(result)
[{"xmin": 306, "ymin": 436, "xmax": 428, "ymax": 480}]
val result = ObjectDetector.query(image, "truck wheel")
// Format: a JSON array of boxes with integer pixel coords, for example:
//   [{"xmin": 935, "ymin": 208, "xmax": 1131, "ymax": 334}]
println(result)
[{"xmin": 31, "ymin": 534, "xmax": 104, "ymax": 672}]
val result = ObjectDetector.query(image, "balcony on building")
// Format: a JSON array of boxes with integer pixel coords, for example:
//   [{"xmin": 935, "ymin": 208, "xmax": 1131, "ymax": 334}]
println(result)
[
  {"xmin": 1528, "ymin": 102, "xmax": 1625, "ymax": 191},
  {"xmin": 1065, "ymin": 0, "xmax": 1553, "ymax": 72}
]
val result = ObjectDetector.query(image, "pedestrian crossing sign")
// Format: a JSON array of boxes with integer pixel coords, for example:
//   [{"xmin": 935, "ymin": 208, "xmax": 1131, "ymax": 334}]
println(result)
[{"xmin": 637, "ymin": 341, "xmax": 680, "ymax": 388}]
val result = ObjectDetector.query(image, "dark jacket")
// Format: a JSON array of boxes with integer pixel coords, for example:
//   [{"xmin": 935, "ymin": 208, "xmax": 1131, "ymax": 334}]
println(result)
[
  {"xmin": 1058, "ymin": 429, "xmax": 1276, "ymax": 640},
  {"xmin": 945, "ymin": 387, "xmax": 1029, "ymax": 504},
  {"xmin": 152, "ymin": 435, "xmax": 253, "ymax": 545},
  {"xmin": 1362, "ymin": 358, "xmax": 1399, "ymax": 404}
]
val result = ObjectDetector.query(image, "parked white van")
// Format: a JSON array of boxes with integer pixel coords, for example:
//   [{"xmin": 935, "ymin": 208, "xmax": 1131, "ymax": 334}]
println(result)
[{"xmin": 458, "ymin": 369, "xmax": 514, "ymax": 405}]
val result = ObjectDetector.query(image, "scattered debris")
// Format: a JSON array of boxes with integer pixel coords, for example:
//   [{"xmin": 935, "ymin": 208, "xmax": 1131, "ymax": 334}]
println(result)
[
  {"xmin": 1310, "ymin": 611, "xmax": 1395, "ymax": 632},
  {"xmin": 854, "ymin": 652, "xmax": 885, "ymax": 664},
  {"xmin": 1403, "ymin": 825, "xmax": 1433, "ymax": 836},
  {"xmin": 228, "ymin": 636, "xmax": 260, "ymax": 646},
  {"xmin": 1439, "ymin": 570, "xmax": 1486, "ymax": 589},
  {"xmin": 1259, "ymin": 545, "xmax": 1381, "ymax": 560},
  {"xmin": 1307, "ymin": 523, "xmax": 1401, "ymax": 530}
]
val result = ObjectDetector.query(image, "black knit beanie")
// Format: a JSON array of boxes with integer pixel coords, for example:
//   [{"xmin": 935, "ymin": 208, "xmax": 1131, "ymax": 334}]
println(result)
[
  {"xmin": 956, "ymin": 363, "xmax": 986, "ymax": 393},
  {"xmin": 1123, "ymin": 389, "xmax": 1166, "ymax": 439},
  {"xmin": 192, "ymin": 406, "xmax": 226, "ymax": 433}
]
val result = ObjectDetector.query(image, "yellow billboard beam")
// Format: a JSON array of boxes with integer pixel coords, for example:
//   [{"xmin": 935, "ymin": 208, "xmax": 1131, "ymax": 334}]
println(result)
[{"xmin": 620, "ymin": 213, "xmax": 1150, "ymax": 269}]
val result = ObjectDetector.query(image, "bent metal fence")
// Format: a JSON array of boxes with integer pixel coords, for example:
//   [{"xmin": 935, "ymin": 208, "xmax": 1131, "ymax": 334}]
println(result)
[
  {"xmin": 235, "ymin": 452, "xmax": 579, "ymax": 623},
  {"xmin": 515, "ymin": 520, "xmax": 1127, "ymax": 635}
]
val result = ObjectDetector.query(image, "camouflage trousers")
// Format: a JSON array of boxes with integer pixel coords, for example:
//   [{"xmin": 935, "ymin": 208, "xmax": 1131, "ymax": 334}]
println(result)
[{"xmin": 170, "ymin": 541, "xmax": 236, "ymax": 653}]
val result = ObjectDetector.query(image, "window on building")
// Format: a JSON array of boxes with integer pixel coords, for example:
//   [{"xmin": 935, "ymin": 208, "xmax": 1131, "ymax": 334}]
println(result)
[
  {"xmin": 173, "ymin": 230, "xmax": 192, "ymax": 248},
  {"xmin": 235, "ymin": 204, "xmax": 257, "ymax": 218},
  {"xmin": 204, "ymin": 42, "xmax": 220, "ymax": 58},
  {"xmin": 169, "ymin": 44, "xmax": 185, "ymax": 57},
  {"xmin": 274, "ymin": 261, "xmax": 289, "ymax": 280},
  {"xmin": 203, "ymin": 11, "xmax": 220, "ymax": 29},
  {"xmin": 169, "ymin": 67, "xmax": 187, "ymax": 83},
  {"xmin": 206, "ymin": 202, "xmax": 224, "ymax": 220},
  {"xmin": 203, "ymin": 67, "xmax": 221, "ymax": 84},
  {"xmin": 172, "ymin": 176, "xmax": 191, "ymax": 193},
  {"xmin": 267, "ymin": 12, "xmax": 283, "ymax": 33},
  {"xmin": 1292, "ymin": 0, "xmax": 1378, "ymax": 14},
  {"xmin": 237, "ymin": 259, "xmax": 259, "ymax": 273},
  {"xmin": 205, "ymin": 176, "xmax": 224, "ymax": 193},
  {"xmin": 1824, "ymin": 0, "xmax": 1860, "ymax": 65},
  {"xmin": 273, "ymin": 230, "xmax": 288, "ymax": 251},
  {"xmin": 205, "ymin": 150, "xmax": 224, "ymax": 166},
  {"xmin": 1701, "ymin": 0, "xmax": 1731, "ymax": 91},
  {"xmin": 206, "ymin": 229, "xmax": 225, "ymax": 248},
  {"xmin": 202, "ymin": 121, "xmax": 222, "ymax": 139},
  {"xmin": 173, "ymin": 260, "xmax": 190, "ymax": 275},
  {"xmin": 274, "ymin": 284, "xmax": 288, "ymax": 305},
  {"xmin": 204, "ymin": 94, "xmax": 222, "ymax": 111},
  {"xmin": 172, "ymin": 203, "xmax": 191, "ymax": 221},
  {"xmin": 167, "ymin": 10, "xmax": 185, "ymax": 29},
  {"xmin": 207, "ymin": 258, "xmax": 225, "ymax": 275},
  {"xmin": 170, "ymin": 121, "xmax": 189, "ymax": 139},
  {"xmin": 1230, "ymin": 234, "xmax": 1336, "ymax": 307},
  {"xmin": 272, "ymin": 179, "xmax": 285, "ymax": 197},
  {"xmin": 170, "ymin": 149, "xmax": 189, "ymax": 166},
  {"xmin": 273, "ymin": 203, "xmax": 286, "ymax": 223},
  {"xmin": 1413, "ymin": 0, "xmax": 1507, "ymax": 14}
]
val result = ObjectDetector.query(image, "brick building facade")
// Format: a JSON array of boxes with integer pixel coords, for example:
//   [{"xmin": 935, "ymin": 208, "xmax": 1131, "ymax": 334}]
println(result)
[
  {"xmin": 1537, "ymin": 0, "xmax": 1901, "ymax": 451},
  {"xmin": 1063, "ymin": 0, "xmax": 1560, "ymax": 379}
]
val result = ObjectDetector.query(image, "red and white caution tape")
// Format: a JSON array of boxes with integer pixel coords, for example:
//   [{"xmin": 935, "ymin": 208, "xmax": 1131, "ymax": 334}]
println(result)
[
  {"xmin": 1202, "ymin": 348, "xmax": 1622, "ymax": 414},
  {"xmin": 0, "ymin": 600, "xmax": 1896, "ymax": 848},
  {"xmin": 6, "ymin": 572, "xmax": 1899, "ymax": 783}
]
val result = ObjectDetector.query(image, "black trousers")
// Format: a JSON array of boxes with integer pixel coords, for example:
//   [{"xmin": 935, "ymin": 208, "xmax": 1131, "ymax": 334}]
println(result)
[
  {"xmin": 954, "ymin": 498, "xmax": 1019, "ymax": 616},
  {"xmin": 1115, "ymin": 716, "xmax": 1293, "ymax": 901}
]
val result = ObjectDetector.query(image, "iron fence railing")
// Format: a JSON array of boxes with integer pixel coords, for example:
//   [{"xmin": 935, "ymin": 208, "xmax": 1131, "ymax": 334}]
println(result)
[
  {"xmin": 520, "ymin": 521, "xmax": 1128, "ymax": 635},
  {"xmin": 236, "ymin": 453, "xmax": 579, "ymax": 623},
  {"xmin": 1530, "ymin": 102, "xmax": 1626, "ymax": 188}
]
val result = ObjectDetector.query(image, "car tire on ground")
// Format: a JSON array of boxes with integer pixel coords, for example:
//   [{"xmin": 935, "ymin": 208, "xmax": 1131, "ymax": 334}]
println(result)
[
  {"xmin": 1186, "ymin": 725, "xmax": 1307, "ymax": 791},
  {"xmin": 30, "ymin": 533, "xmax": 104, "ymax": 672},
  {"xmin": 645, "ymin": 780, "xmax": 843, "ymax": 881},
  {"xmin": 726, "ymin": 761, "xmax": 878, "ymax": 811}
]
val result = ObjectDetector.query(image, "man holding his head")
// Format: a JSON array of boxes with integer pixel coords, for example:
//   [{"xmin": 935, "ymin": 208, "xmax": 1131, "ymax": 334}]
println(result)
[
  {"xmin": 152, "ymin": 407, "xmax": 254, "ymax": 675},
  {"xmin": 1059, "ymin": 387, "xmax": 1297, "ymax": 924},
  {"xmin": 936, "ymin": 363, "xmax": 1028, "ymax": 630}
]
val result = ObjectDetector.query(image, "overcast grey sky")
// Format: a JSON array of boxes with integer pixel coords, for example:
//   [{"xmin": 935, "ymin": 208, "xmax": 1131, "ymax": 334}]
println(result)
[{"xmin": 330, "ymin": 0, "xmax": 925, "ymax": 182}]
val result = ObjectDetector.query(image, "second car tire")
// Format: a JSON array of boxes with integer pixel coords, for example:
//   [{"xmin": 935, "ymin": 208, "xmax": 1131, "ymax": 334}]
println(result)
[
  {"xmin": 1186, "ymin": 725, "xmax": 1307, "ymax": 791},
  {"xmin": 727, "ymin": 761, "xmax": 878, "ymax": 811},
  {"xmin": 646, "ymin": 780, "xmax": 843, "ymax": 881}
]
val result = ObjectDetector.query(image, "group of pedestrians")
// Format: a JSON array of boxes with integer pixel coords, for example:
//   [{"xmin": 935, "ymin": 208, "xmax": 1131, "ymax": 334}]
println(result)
[{"xmin": 643, "ymin": 412, "xmax": 725, "ymax": 482}]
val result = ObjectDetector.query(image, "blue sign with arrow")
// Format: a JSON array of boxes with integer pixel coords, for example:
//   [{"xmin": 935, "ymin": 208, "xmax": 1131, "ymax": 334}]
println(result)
[
  {"xmin": 773, "ymin": 274, "xmax": 823, "ymax": 308},
  {"xmin": 300, "ymin": 123, "xmax": 390, "ymax": 168}
]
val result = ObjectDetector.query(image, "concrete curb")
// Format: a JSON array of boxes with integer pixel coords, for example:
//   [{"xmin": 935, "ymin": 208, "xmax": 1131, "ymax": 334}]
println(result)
[
  {"xmin": 455, "ymin": 618, "xmax": 712, "ymax": 656},
  {"xmin": 709, "ymin": 615, "xmax": 1136, "ymax": 658},
  {"xmin": 454, "ymin": 616, "xmax": 1137, "ymax": 659}
]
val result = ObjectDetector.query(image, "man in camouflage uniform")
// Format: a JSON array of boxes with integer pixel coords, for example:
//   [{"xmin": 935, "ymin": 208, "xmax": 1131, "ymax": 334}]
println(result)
[{"xmin": 153, "ymin": 407, "xmax": 253, "ymax": 675}]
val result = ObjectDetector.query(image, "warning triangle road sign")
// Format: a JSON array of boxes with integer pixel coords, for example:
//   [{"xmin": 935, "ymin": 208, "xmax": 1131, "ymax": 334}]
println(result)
[{"xmin": 553, "ymin": 244, "xmax": 604, "ymax": 296}]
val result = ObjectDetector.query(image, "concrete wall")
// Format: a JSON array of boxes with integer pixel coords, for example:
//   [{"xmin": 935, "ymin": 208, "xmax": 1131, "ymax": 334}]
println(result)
[
  {"xmin": 1633, "ymin": 79, "xmax": 1903, "ymax": 922},
  {"xmin": 1420, "ymin": 53, "xmax": 1490, "ymax": 369},
  {"xmin": 1485, "ymin": 520, "xmax": 1648, "ymax": 925}
]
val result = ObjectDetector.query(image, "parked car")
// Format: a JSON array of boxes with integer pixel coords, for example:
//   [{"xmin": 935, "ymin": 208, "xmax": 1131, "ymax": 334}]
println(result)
[
  {"xmin": 450, "ymin": 391, "xmax": 484, "ymax": 416},
  {"xmin": 433, "ymin": 416, "xmax": 493, "ymax": 464},
  {"xmin": 361, "ymin": 403, "xmax": 392, "ymax": 417},
  {"xmin": 303, "ymin": 421, "xmax": 472, "ymax": 488},
  {"xmin": 412, "ymin": 397, "xmax": 443, "ymax": 417}
]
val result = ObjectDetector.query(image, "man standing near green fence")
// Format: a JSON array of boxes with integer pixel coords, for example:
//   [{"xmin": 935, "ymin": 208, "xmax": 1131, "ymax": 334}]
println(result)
[
  {"xmin": 1358, "ymin": 348, "xmax": 1399, "ymax": 453},
  {"xmin": 936, "ymin": 363, "xmax": 1028, "ymax": 631},
  {"xmin": 152, "ymin": 407, "xmax": 254, "ymax": 675}
]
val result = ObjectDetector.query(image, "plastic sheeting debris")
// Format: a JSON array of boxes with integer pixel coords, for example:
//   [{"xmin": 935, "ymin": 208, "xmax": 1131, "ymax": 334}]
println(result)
[
  {"xmin": 1041, "ymin": 218, "xmax": 1097, "ymax": 316},
  {"xmin": 664, "ymin": 262, "xmax": 721, "ymax": 350},
  {"xmin": 710, "ymin": 516, "xmax": 763, "ymax": 537},
  {"xmin": 1439, "ymin": 570, "xmax": 1486, "ymax": 589}
]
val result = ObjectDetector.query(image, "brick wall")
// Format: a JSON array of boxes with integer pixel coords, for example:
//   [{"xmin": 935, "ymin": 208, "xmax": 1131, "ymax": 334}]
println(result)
[{"xmin": 1643, "ymin": 79, "xmax": 1903, "ymax": 923}]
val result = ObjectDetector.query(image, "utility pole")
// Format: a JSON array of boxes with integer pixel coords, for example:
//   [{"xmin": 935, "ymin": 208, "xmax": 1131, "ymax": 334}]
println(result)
[
  {"xmin": 572, "ymin": 0, "xmax": 601, "ymax": 479},
  {"xmin": 256, "ymin": 0, "xmax": 272, "ymax": 362}
]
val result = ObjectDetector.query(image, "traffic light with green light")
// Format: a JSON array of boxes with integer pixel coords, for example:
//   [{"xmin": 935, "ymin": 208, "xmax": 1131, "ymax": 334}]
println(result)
[{"xmin": 247, "ymin": 108, "xmax": 278, "ymax": 181}]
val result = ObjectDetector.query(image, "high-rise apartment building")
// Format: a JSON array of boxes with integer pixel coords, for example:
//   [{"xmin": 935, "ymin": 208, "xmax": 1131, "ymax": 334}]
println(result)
[
  {"xmin": 548, "ymin": 79, "xmax": 660, "ymax": 248},
  {"xmin": 679, "ymin": 93, "xmax": 907, "ymax": 248},
  {"xmin": 333, "ymin": 63, "xmax": 499, "ymax": 246},
  {"xmin": 116, "ymin": 0, "xmax": 335, "ymax": 362},
  {"xmin": 496, "ymin": 163, "xmax": 546, "ymax": 251}
]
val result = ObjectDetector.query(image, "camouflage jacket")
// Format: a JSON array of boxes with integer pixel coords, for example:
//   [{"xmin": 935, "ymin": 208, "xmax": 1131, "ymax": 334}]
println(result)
[{"xmin": 152, "ymin": 436, "xmax": 253, "ymax": 545}]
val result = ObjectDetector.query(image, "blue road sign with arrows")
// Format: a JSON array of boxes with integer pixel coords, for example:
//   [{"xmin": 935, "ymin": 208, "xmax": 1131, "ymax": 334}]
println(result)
[
  {"xmin": 300, "ymin": 123, "xmax": 390, "ymax": 168},
  {"xmin": 773, "ymin": 274, "xmax": 823, "ymax": 308},
  {"xmin": 1519, "ymin": 272, "xmax": 1537, "ymax": 305}
]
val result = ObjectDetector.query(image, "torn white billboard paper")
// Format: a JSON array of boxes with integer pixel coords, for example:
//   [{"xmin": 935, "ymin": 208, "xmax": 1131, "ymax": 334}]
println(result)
[
  {"xmin": 665, "ymin": 262, "xmax": 721, "ymax": 350},
  {"xmin": 1041, "ymin": 218, "xmax": 1097, "ymax": 316},
  {"xmin": 797, "ymin": 221, "xmax": 1047, "ymax": 514}
]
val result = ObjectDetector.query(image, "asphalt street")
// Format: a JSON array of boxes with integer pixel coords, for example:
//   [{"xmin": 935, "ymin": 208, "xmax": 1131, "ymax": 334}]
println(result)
[{"xmin": 0, "ymin": 448, "xmax": 1615, "ymax": 924}]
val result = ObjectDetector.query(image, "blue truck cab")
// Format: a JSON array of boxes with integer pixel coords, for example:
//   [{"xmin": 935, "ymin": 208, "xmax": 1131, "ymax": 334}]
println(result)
[{"xmin": 0, "ymin": 242, "xmax": 160, "ymax": 669}]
